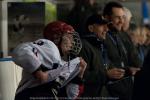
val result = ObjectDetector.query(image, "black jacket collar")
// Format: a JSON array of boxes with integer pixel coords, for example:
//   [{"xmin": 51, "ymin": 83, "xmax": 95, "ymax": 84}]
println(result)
[{"xmin": 82, "ymin": 34, "xmax": 104, "ymax": 47}]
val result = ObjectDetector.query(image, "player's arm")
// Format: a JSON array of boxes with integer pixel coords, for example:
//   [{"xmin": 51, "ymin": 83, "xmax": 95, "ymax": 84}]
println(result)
[
  {"xmin": 33, "ymin": 57, "xmax": 87, "ymax": 84},
  {"xmin": 32, "ymin": 64, "xmax": 63, "ymax": 83}
]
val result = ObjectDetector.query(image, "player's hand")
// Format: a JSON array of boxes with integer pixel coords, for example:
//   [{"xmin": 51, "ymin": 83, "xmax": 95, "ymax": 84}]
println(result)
[
  {"xmin": 78, "ymin": 57, "xmax": 87, "ymax": 78},
  {"xmin": 33, "ymin": 70, "xmax": 48, "ymax": 83}
]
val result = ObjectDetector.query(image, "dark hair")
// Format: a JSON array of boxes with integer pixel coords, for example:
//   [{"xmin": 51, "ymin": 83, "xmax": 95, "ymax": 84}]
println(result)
[
  {"xmin": 85, "ymin": 13, "xmax": 109, "ymax": 33},
  {"xmin": 103, "ymin": 1, "xmax": 123, "ymax": 16}
]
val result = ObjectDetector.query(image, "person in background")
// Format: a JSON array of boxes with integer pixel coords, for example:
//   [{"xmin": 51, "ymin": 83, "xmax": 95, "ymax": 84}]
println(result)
[
  {"xmin": 120, "ymin": 7, "xmax": 143, "ymax": 70},
  {"xmin": 122, "ymin": 7, "xmax": 132, "ymax": 32},
  {"xmin": 79, "ymin": 14, "xmax": 109, "ymax": 97},
  {"xmin": 128, "ymin": 25, "xmax": 148, "ymax": 64},
  {"xmin": 13, "ymin": 21, "xmax": 87, "ymax": 100},
  {"xmin": 120, "ymin": 7, "xmax": 133, "ymax": 44},
  {"xmin": 137, "ymin": 26, "xmax": 148, "ymax": 60},
  {"xmin": 103, "ymin": 1, "xmax": 140, "ymax": 100},
  {"xmin": 67, "ymin": 0, "xmax": 101, "ymax": 36}
]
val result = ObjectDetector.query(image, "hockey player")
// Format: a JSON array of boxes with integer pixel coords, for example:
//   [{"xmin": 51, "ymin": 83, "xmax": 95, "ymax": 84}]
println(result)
[{"xmin": 13, "ymin": 21, "xmax": 86, "ymax": 100}]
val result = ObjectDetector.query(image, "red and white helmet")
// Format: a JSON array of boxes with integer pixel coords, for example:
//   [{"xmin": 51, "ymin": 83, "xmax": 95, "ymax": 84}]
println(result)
[
  {"xmin": 43, "ymin": 21, "xmax": 74, "ymax": 44},
  {"xmin": 43, "ymin": 21, "xmax": 82, "ymax": 56}
]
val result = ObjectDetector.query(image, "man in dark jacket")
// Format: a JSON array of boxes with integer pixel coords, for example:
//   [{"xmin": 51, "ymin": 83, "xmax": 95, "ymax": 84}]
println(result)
[
  {"xmin": 79, "ymin": 13, "xmax": 109, "ymax": 97},
  {"xmin": 103, "ymin": 1, "xmax": 140, "ymax": 100}
]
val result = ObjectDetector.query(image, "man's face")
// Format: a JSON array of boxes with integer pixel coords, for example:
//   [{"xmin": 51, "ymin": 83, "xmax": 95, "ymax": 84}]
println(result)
[
  {"xmin": 110, "ymin": 7, "xmax": 125, "ymax": 31},
  {"xmin": 91, "ymin": 24, "xmax": 108, "ymax": 39}
]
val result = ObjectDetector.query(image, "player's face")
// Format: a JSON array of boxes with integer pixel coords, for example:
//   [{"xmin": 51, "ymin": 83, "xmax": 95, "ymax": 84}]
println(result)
[{"xmin": 60, "ymin": 33, "xmax": 73, "ymax": 55}]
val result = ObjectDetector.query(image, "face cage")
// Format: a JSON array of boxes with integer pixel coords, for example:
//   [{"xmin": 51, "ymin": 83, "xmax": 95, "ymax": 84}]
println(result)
[{"xmin": 69, "ymin": 32, "xmax": 82, "ymax": 56}]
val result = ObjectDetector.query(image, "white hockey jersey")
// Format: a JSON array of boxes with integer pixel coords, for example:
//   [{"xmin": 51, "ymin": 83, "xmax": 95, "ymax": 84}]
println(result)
[
  {"xmin": 13, "ymin": 39, "xmax": 80, "ymax": 97},
  {"xmin": 13, "ymin": 39, "xmax": 62, "ymax": 73}
]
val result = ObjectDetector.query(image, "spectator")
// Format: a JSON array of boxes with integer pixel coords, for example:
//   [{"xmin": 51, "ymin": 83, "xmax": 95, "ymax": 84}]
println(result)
[
  {"xmin": 128, "ymin": 25, "xmax": 147, "ymax": 64},
  {"xmin": 120, "ymin": 7, "xmax": 143, "ymax": 69},
  {"xmin": 119, "ymin": 7, "xmax": 142, "ymax": 67},
  {"xmin": 67, "ymin": 0, "xmax": 101, "ymax": 36},
  {"xmin": 136, "ymin": 27, "xmax": 147, "ymax": 65},
  {"xmin": 122, "ymin": 7, "xmax": 132, "ymax": 32},
  {"xmin": 79, "ymin": 14, "xmax": 109, "ymax": 97},
  {"xmin": 103, "ymin": 1, "xmax": 140, "ymax": 100}
]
